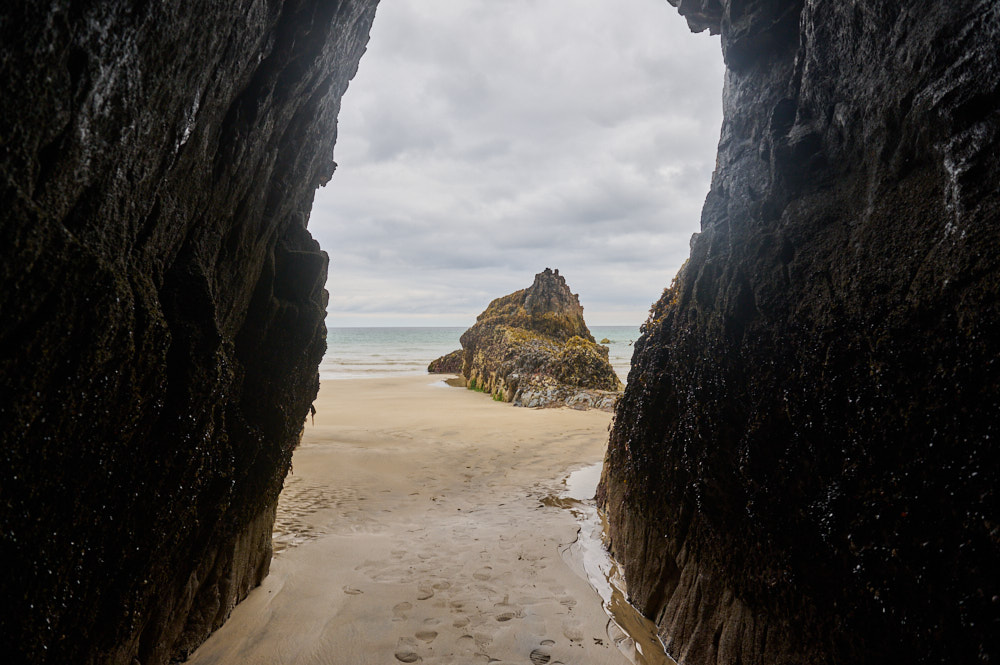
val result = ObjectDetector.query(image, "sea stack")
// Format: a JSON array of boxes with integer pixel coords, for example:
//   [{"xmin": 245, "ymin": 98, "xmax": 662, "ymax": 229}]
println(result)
[
  {"xmin": 432, "ymin": 269, "xmax": 622, "ymax": 410},
  {"xmin": 598, "ymin": 2, "xmax": 999, "ymax": 665}
]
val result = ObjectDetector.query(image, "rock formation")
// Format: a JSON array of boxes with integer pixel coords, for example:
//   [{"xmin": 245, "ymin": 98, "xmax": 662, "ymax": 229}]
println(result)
[
  {"xmin": 427, "ymin": 349, "xmax": 463, "ymax": 374},
  {"xmin": 0, "ymin": 2, "xmax": 377, "ymax": 663},
  {"xmin": 435, "ymin": 269, "xmax": 622, "ymax": 410},
  {"xmin": 599, "ymin": 2, "xmax": 999, "ymax": 665}
]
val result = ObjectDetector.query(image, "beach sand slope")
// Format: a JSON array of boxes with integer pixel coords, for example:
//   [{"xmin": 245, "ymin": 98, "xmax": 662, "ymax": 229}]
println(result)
[{"xmin": 186, "ymin": 375, "xmax": 631, "ymax": 665}]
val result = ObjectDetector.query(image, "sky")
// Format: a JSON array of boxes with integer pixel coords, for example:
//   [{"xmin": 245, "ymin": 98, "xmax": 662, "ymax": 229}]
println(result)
[{"xmin": 310, "ymin": 0, "xmax": 724, "ymax": 327}]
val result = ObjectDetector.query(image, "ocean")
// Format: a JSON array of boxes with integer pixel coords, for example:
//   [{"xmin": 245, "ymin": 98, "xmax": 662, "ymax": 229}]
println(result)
[{"xmin": 320, "ymin": 326, "xmax": 641, "ymax": 383}]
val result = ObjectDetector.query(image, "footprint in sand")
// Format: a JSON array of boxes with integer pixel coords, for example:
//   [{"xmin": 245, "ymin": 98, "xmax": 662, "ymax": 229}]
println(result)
[
  {"xmin": 493, "ymin": 596, "xmax": 524, "ymax": 623},
  {"xmin": 493, "ymin": 596, "xmax": 524, "ymax": 622},
  {"xmin": 393, "ymin": 601, "xmax": 413, "ymax": 621},
  {"xmin": 342, "ymin": 586, "xmax": 363, "ymax": 595},
  {"xmin": 562, "ymin": 622, "xmax": 584, "ymax": 642},
  {"xmin": 416, "ymin": 585, "xmax": 434, "ymax": 600},
  {"xmin": 530, "ymin": 647, "xmax": 552, "ymax": 664},
  {"xmin": 415, "ymin": 630, "xmax": 438, "ymax": 643},
  {"xmin": 472, "ymin": 567, "xmax": 493, "ymax": 581},
  {"xmin": 495, "ymin": 610, "xmax": 523, "ymax": 622},
  {"xmin": 394, "ymin": 637, "xmax": 421, "ymax": 663},
  {"xmin": 453, "ymin": 617, "xmax": 470, "ymax": 628}
]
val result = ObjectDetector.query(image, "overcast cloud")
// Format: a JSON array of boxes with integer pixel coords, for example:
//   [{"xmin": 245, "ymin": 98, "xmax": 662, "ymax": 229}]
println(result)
[{"xmin": 310, "ymin": 0, "xmax": 724, "ymax": 327}]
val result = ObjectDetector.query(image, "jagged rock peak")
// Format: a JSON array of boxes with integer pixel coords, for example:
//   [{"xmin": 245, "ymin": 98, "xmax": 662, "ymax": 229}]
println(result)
[{"xmin": 475, "ymin": 268, "xmax": 593, "ymax": 343}]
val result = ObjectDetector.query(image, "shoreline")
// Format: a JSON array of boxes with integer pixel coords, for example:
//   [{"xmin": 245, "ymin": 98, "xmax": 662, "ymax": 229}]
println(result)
[
  {"xmin": 186, "ymin": 375, "xmax": 651, "ymax": 664},
  {"xmin": 321, "ymin": 370, "xmax": 632, "ymax": 385},
  {"xmin": 319, "ymin": 326, "xmax": 639, "ymax": 385}
]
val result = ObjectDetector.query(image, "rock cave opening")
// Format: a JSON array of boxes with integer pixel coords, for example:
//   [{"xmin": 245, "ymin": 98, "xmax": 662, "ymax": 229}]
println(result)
[{"xmin": 2, "ymin": 1, "xmax": 996, "ymax": 664}]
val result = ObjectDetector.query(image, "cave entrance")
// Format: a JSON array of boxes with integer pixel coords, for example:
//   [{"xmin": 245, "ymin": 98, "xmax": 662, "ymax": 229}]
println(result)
[{"xmin": 225, "ymin": 2, "xmax": 722, "ymax": 663}]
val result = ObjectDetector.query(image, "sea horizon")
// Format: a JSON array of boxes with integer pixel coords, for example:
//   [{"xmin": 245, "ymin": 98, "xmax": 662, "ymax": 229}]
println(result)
[{"xmin": 321, "ymin": 325, "xmax": 641, "ymax": 382}]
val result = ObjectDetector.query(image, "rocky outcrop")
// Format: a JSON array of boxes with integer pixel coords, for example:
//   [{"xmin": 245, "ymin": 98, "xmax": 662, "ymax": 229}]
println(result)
[
  {"xmin": 428, "ymin": 349, "xmax": 463, "ymax": 374},
  {"xmin": 0, "ymin": 2, "xmax": 377, "ymax": 664},
  {"xmin": 456, "ymin": 269, "xmax": 622, "ymax": 410},
  {"xmin": 599, "ymin": 2, "xmax": 999, "ymax": 665}
]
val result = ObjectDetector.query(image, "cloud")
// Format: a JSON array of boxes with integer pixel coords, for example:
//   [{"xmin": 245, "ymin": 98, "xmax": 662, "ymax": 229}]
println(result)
[{"xmin": 310, "ymin": 0, "xmax": 724, "ymax": 327}]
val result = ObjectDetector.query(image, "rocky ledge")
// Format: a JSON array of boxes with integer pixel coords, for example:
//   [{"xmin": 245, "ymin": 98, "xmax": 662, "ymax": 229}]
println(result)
[{"xmin": 430, "ymin": 269, "xmax": 622, "ymax": 411}]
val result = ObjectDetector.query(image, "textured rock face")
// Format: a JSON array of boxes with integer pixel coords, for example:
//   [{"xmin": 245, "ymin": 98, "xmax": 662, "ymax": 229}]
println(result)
[
  {"xmin": 600, "ymin": 2, "xmax": 999, "ymax": 665},
  {"xmin": 456, "ymin": 269, "xmax": 622, "ymax": 410},
  {"xmin": 0, "ymin": 2, "xmax": 377, "ymax": 663},
  {"xmin": 428, "ymin": 349, "xmax": 463, "ymax": 374}
]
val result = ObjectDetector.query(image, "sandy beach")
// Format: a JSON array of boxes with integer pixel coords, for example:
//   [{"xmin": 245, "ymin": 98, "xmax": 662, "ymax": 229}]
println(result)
[{"xmin": 185, "ymin": 375, "xmax": 666, "ymax": 665}]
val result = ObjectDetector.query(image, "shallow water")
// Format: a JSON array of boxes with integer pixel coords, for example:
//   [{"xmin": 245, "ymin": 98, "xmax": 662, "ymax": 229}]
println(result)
[
  {"xmin": 564, "ymin": 461, "xmax": 604, "ymax": 501},
  {"xmin": 550, "ymin": 463, "xmax": 677, "ymax": 665}
]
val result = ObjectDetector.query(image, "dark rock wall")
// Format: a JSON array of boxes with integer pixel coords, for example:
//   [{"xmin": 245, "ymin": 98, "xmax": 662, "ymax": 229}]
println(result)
[
  {"xmin": 600, "ymin": 2, "xmax": 999, "ymax": 664},
  {"xmin": 0, "ymin": 1, "xmax": 377, "ymax": 663}
]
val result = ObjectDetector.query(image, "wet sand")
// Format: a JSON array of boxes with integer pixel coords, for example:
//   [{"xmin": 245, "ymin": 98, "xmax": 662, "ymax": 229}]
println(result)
[{"xmin": 186, "ymin": 375, "xmax": 650, "ymax": 665}]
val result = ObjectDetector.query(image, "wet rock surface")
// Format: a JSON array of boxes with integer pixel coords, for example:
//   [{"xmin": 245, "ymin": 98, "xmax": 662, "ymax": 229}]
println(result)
[
  {"xmin": 600, "ymin": 2, "xmax": 999, "ymax": 665},
  {"xmin": 0, "ymin": 2, "xmax": 377, "ymax": 663},
  {"xmin": 448, "ymin": 269, "xmax": 622, "ymax": 411}
]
